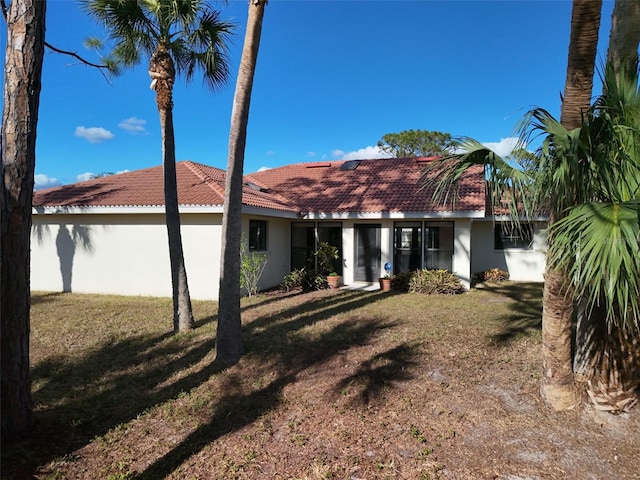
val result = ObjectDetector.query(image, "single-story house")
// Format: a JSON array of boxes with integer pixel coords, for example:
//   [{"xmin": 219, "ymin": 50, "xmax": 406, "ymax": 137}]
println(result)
[{"xmin": 31, "ymin": 157, "xmax": 546, "ymax": 299}]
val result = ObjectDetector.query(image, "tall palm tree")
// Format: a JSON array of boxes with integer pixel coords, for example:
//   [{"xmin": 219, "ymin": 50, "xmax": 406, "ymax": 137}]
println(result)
[
  {"xmin": 607, "ymin": 0, "xmax": 640, "ymax": 80},
  {"xmin": 1, "ymin": 0, "xmax": 46, "ymax": 440},
  {"xmin": 217, "ymin": 0, "xmax": 267, "ymax": 365},
  {"xmin": 549, "ymin": 65, "xmax": 640, "ymax": 411},
  {"xmin": 424, "ymin": 64, "xmax": 640, "ymax": 412},
  {"xmin": 540, "ymin": 0, "xmax": 602, "ymax": 410},
  {"xmin": 83, "ymin": 0, "xmax": 233, "ymax": 331}
]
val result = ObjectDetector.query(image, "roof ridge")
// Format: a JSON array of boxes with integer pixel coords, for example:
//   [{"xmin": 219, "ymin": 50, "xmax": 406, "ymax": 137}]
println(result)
[{"xmin": 182, "ymin": 161, "xmax": 226, "ymax": 198}]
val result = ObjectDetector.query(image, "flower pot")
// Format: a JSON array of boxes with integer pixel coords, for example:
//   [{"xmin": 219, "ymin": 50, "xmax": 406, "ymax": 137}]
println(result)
[
  {"xmin": 379, "ymin": 277, "xmax": 392, "ymax": 292},
  {"xmin": 327, "ymin": 275, "xmax": 341, "ymax": 289}
]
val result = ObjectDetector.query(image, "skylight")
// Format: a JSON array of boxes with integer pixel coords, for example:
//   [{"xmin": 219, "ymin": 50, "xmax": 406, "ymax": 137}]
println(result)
[{"xmin": 340, "ymin": 160, "xmax": 360, "ymax": 171}]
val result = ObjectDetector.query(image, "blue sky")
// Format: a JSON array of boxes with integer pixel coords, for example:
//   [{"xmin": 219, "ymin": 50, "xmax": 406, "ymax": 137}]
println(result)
[{"xmin": 2, "ymin": 0, "xmax": 617, "ymax": 188}]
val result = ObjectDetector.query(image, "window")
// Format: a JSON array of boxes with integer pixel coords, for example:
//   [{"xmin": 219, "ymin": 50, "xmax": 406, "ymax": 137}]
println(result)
[
  {"xmin": 494, "ymin": 223, "xmax": 533, "ymax": 250},
  {"xmin": 249, "ymin": 220, "xmax": 268, "ymax": 251}
]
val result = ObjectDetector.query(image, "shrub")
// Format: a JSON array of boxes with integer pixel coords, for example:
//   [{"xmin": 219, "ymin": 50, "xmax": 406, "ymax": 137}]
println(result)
[
  {"xmin": 280, "ymin": 268, "xmax": 306, "ymax": 291},
  {"xmin": 408, "ymin": 269, "xmax": 465, "ymax": 295},
  {"xmin": 280, "ymin": 268, "xmax": 328, "ymax": 292},
  {"xmin": 240, "ymin": 240, "xmax": 268, "ymax": 297},
  {"xmin": 473, "ymin": 268, "xmax": 510, "ymax": 284},
  {"xmin": 301, "ymin": 271, "xmax": 328, "ymax": 292},
  {"xmin": 391, "ymin": 271, "xmax": 415, "ymax": 292}
]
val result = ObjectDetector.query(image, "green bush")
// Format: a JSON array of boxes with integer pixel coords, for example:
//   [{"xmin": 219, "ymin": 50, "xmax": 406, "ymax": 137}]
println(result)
[
  {"xmin": 473, "ymin": 268, "xmax": 510, "ymax": 284},
  {"xmin": 391, "ymin": 271, "xmax": 415, "ymax": 292},
  {"xmin": 280, "ymin": 268, "xmax": 306, "ymax": 291},
  {"xmin": 280, "ymin": 268, "xmax": 328, "ymax": 292},
  {"xmin": 408, "ymin": 269, "xmax": 465, "ymax": 295}
]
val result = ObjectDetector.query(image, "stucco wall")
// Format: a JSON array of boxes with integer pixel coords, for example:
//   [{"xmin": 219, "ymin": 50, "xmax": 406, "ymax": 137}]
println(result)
[
  {"xmin": 470, "ymin": 220, "xmax": 546, "ymax": 282},
  {"xmin": 31, "ymin": 213, "xmax": 223, "ymax": 299},
  {"xmin": 242, "ymin": 215, "xmax": 291, "ymax": 292},
  {"xmin": 31, "ymin": 212, "xmax": 291, "ymax": 300}
]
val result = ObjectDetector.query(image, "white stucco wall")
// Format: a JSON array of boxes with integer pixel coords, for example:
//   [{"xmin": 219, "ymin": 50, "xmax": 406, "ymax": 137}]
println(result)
[
  {"xmin": 470, "ymin": 220, "xmax": 546, "ymax": 282},
  {"xmin": 453, "ymin": 219, "xmax": 472, "ymax": 289},
  {"xmin": 31, "ymin": 211, "xmax": 292, "ymax": 300},
  {"xmin": 31, "ymin": 212, "xmax": 223, "ymax": 300},
  {"xmin": 242, "ymin": 214, "xmax": 291, "ymax": 292}
]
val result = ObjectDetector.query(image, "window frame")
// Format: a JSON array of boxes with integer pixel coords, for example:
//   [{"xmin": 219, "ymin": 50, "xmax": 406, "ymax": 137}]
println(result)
[
  {"xmin": 249, "ymin": 219, "xmax": 268, "ymax": 252},
  {"xmin": 494, "ymin": 222, "xmax": 533, "ymax": 250}
]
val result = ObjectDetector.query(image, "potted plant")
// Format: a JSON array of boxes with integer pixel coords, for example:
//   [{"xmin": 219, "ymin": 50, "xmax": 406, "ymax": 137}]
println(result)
[
  {"xmin": 315, "ymin": 242, "xmax": 341, "ymax": 289},
  {"xmin": 379, "ymin": 262, "xmax": 392, "ymax": 291},
  {"xmin": 379, "ymin": 275, "xmax": 392, "ymax": 292}
]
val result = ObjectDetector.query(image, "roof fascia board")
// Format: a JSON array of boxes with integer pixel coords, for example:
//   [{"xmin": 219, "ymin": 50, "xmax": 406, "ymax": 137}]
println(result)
[
  {"xmin": 241, "ymin": 206, "xmax": 299, "ymax": 219},
  {"xmin": 481, "ymin": 215, "xmax": 549, "ymax": 222},
  {"xmin": 32, "ymin": 205, "xmax": 225, "ymax": 215},
  {"xmin": 301, "ymin": 210, "xmax": 486, "ymax": 220}
]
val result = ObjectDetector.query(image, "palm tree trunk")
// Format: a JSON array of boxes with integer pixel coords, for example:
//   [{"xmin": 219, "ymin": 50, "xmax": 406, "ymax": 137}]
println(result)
[
  {"xmin": 607, "ymin": 0, "xmax": 640, "ymax": 78},
  {"xmin": 150, "ymin": 46, "xmax": 194, "ymax": 332},
  {"xmin": 216, "ymin": 0, "xmax": 267, "ymax": 365},
  {"xmin": 1, "ymin": 0, "xmax": 46, "ymax": 440},
  {"xmin": 539, "ymin": 0, "xmax": 602, "ymax": 411},
  {"xmin": 560, "ymin": 0, "xmax": 602, "ymax": 131}
]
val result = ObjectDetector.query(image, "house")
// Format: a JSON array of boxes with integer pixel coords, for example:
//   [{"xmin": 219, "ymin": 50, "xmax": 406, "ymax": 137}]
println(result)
[{"xmin": 31, "ymin": 157, "xmax": 546, "ymax": 299}]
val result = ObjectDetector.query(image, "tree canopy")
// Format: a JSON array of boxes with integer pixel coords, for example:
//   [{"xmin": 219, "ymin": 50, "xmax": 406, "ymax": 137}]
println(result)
[{"xmin": 376, "ymin": 129, "xmax": 454, "ymax": 158}]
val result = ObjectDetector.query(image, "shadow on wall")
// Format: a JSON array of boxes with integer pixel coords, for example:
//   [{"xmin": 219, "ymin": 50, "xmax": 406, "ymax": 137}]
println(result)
[{"xmin": 55, "ymin": 224, "xmax": 93, "ymax": 293}]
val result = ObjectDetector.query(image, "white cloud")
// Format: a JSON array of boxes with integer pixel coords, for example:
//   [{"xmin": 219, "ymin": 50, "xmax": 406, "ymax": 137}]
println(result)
[
  {"xmin": 75, "ymin": 126, "xmax": 115, "ymax": 144},
  {"xmin": 118, "ymin": 117, "xmax": 147, "ymax": 134},
  {"xmin": 332, "ymin": 145, "xmax": 393, "ymax": 160},
  {"xmin": 34, "ymin": 174, "xmax": 60, "ymax": 190},
  {"xmin": 265, "ymin": 150, "xmax": 276, "ymax": 156},
  {"xmin": 257, "ymin": 166, "xmax": 271, "ymax": 172},
  {"xmin": 481, "ymin": 137, "xmax": 520, "ymax": 158},
  {"xmin": 77, "ymin": 169, "xmax": 129, "ymax": 182},
  {"xmin": 76, "ymin": 172, "xmax": 96, "ymax": 182},
  {"xmin": 306, "ymin": 152, "xmax": 317, "ymax": 157}
]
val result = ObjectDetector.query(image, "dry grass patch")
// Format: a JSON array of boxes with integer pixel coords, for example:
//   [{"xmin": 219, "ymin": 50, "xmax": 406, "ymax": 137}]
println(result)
[{"xmin": 2, "ymin": 284, "xmax": 638, "ymax": 479}]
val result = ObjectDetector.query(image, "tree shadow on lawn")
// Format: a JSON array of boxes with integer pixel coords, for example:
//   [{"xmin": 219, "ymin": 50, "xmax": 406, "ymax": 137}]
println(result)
[
  {"xmin": 481, "ymin": 282, "xmax": 544, "ymax": 345},
  {"xmin": 2, "ymin": 289, "xmax": 418, "ymax": 479},
  {"xmin": 138, "ymin": 290, "xmax": 415, "ymax": 479}
]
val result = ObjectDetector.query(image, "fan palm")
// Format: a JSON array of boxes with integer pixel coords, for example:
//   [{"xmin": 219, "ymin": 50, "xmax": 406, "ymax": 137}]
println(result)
[
  {"xmin": 82, "ymin": 0, "xmax": 233, "ymax": 331},
  {"xmin": 424, "ymin": 64, "xmax": 640, "ymax": 412}
]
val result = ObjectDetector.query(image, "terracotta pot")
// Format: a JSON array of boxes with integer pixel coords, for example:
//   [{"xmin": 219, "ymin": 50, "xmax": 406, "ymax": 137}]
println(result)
[
  {"xmin": 379, "ymin": 278, "xmax": 392, "ymax": 292},
  {"xmin": 327, "ymin": 275, "xmax": 341, "ymax": 289}
]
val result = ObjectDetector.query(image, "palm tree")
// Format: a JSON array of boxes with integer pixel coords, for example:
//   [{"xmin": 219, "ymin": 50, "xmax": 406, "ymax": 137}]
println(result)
[
  {"xmin": 424, "ymin": 64, "xmax": 640, "ymax": 412},
  {"xmin": 217, "ymin": 0, "xmax": 267, "ymax": 365},
  {"xmin": 548, "ymin": 65, "xmax": 640, "ymax": 411},
  {"xmin": 1, "ymin": 0, "xmax": 47, "ymax": 440},
  {"xmin": 607, "ymin": 0, "xmax": 640, "ymax": 80},
  {"xmin": 83, "ymin": 0, "xmax": 233, "ymax": 331}
]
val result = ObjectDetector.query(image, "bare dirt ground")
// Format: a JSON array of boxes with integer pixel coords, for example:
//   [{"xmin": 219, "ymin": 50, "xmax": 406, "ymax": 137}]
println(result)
[{"xmin": 3, "ymin": 284, "xmax": 639, "ymax": 479}]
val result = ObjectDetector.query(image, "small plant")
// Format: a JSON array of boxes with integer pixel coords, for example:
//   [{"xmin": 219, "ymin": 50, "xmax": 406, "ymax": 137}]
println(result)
[
  {"xmin": 279, "ymin": 268, "xmax": 327, "ymax": 292},
  {"xmin": 315, "ymin": 242, "xmax": 339, "ymax": 275},
  {"xmin": 280, "ymin": 268, "xmax": 307, "ymax": 291},
  {"xmin": 240, "ymin": 235, "xmax": 269, "ymax": 297},
  {"xmin": 409, "ymin": 269, "xmax": 465, "ymax": 295},
  {"xmin": 473, "ymin": 267, "xmax": 509, "ymax": 284}
]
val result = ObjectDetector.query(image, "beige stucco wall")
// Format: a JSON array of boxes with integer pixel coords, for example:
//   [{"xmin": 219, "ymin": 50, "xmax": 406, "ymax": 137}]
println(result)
[
  {"xmin": 470, "ymin": 220, "xmax": 546, "ymax": 282},
  {"xmin": 31, "ymin": 211, "xmax": 291, "ymax": 300},
  {"xmin": 241, "ymin": 214, "xmax": 291, "ymax": 292}
]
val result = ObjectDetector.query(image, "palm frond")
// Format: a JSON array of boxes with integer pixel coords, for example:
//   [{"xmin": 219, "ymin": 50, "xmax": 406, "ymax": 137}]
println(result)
[
  {"xmin": 82, "ymin": 0, "xmax": 233, "ymax": 89},
  {"xmin": 549, "ymin": 200, "xmax": 640, "ymax": 332},
  {"xmin": 423, "ymin": 137, "xmax": 534, "ymax": 222}
]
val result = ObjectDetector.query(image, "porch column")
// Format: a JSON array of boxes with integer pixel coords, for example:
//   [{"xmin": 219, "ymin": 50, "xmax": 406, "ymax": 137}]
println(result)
[{"xmin": 453, "ymin": 219, "xmax": 472, "ymax": 289}]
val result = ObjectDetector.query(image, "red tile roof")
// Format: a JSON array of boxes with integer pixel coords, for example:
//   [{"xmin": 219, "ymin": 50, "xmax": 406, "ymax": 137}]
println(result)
[
  {"xmin": 246, "ymin": 157, "xmax": 485, "ymax": 214},
  {"xmin": 33, "ymin": 158, "xmax": 485, "ymax": 214}
]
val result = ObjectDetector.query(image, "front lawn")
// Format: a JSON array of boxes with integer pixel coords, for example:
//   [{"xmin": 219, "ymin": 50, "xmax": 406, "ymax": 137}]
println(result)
[{"xmin": 2, "ymin": 284, "xmax": 638, "ymax": 479}]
